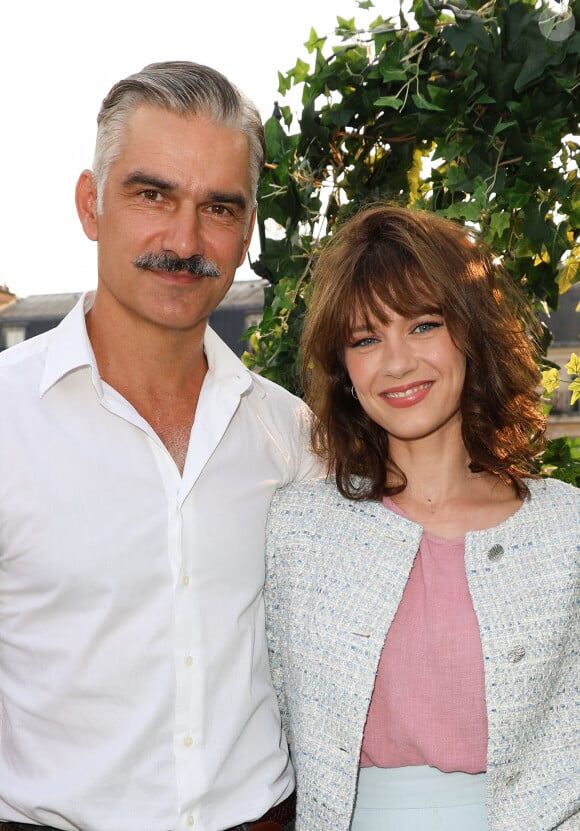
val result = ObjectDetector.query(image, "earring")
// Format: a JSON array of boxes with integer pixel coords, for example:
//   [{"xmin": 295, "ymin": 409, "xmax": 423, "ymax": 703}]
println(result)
[{"xmin": 351, "ymin": 385, "xmax": 358, "ymax": 400}]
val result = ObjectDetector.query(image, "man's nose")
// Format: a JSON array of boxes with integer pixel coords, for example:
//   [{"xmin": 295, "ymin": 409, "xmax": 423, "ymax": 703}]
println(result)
[{"xmin": 163, "ymin": 204, "xmax": 203, "ymax": 259}]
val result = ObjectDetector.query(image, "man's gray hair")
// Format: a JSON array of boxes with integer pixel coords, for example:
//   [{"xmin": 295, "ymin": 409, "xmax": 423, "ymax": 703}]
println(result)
[{"xmin": 92, "ymin": 61, "xmax": 266, "ymax": 211}]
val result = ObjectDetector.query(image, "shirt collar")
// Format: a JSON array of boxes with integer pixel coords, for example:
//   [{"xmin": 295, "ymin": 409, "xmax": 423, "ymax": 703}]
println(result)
[
  {"xmin": 39, "ymin": 291, "xmax": 253, "ymax": 398},
  {"xmin": 39, "ymin": 291, "xmax": 101, "ymax": 398},
  {"xmin": 201, "ymin": 324, "xmax": 253, "ymax": 396}
]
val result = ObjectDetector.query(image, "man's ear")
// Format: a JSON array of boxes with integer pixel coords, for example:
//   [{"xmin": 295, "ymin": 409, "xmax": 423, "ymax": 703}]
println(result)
[
  {"xmin": 75, "ymin": 170, "xmax": 99, "ymax": 241},
  {"xmin": 238, "ymin": 205, "xmax": 257, "ymax": 266}
]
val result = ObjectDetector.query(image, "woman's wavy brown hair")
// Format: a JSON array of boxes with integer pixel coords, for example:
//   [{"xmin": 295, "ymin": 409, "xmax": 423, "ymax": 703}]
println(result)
[{"xmin": 300, "ymin": 204, "xmax": 546, "ymax": 501}]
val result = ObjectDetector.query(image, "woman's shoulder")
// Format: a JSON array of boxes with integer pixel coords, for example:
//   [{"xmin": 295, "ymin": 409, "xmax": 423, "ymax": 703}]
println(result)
[
  {"xmin": 527, "ymin": 476, "xmax": 580, "ymax": 510},
  {"xmin": 272, "ymin": 476, "xmax": 339, "ymax": 504},
  {"xmin": 270, "ymin": 476, "xmax": 380, "ymax": 517},
  {"xmin": 506, "ymin": 477, "xmax": 580, "ymax": 548},
  {"xmin": 268, "ymin": 476, "xmax": 419, "ymax": 544},
  {"xmin": 269, "ymin": 477, "xmax": 355, "ymax": 524}
]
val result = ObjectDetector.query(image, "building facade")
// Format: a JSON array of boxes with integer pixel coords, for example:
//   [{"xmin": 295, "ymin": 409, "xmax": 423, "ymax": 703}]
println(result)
[
  {"xmin": 1, "ymin": 280, "xmax": 579, "ymax": 436},
  {"xmin": 0, "ymin": 281, "xmax": 266, "ymax": 359}
]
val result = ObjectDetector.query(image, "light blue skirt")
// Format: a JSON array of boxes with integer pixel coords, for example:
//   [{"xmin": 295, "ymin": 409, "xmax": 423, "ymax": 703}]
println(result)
[{"xmin": 351, "ymin": 765, "xmax": 488, "ymax": 830}]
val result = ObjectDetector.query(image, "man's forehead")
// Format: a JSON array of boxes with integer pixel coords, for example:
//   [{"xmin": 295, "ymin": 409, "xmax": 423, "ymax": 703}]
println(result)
[
  {"xmin": 114, "ymin": 105, "xmax": 250, "ymax": 167},
  {"xmin": 105, "ymin": 105, "xmax": 253, "ymax": 201},
  {"xmin": 113, "ymin": 102, "xmax": 244, "ymax": 152},
  {"xmin": 123, "ymin": 103, "xmax": 242, "ymax": 140}
]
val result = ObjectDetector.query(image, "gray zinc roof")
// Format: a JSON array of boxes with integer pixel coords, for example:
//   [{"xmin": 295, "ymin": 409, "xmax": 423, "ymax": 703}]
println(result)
[
  {"xmin": 215, "ymin": 279, "xmax": 266, "ymax": 309},
  {"xmin": 0, "ymin": 279, "xmax": 266, "ymax": 325},
  {"xmin": 0, "ymin": 293, "xmax": 83, "ymax": 324}
]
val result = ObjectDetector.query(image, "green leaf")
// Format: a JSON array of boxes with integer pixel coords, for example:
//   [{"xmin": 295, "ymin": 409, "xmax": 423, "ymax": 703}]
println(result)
[
  {"xmin": 444, "ymin": 164, "xmax": 472, "ymax": 192},
  {"xmin": 277, "ymin": 70, "xmax": 293, "ymax": 96},
  {"xmin": 523, "ymin": 200, "xmax": 550, "ymax": 249},
  {"xmin": 438, "ymin": 200, "xmax": 483, "ymax": 221},
  {"xmin": 473, "ymin": 93, "xmax": 496, "ymax": 105},
  {"xmin": 379, "ymin": 68, "xmax": 409, "ymax": 82},
  {"xmin": 264, "ymin": 116, "xmax": 292, "ymax": 161},
  {"xmin": 441, "ymin": 15, "xmax": 492, "ymax": 57},
  {"xmin": 418, "ymin": 0, "xmax": 439, "ymax": 21},
  {"xmin": 411, "ymin": 92, "xmax": 445, "ymax": 112},
  {"xmin": 504, "ymin": 179, "xmax": 534, "ymax": 210},
  {"xmin": 250, "ymin": 0, "xmax": 580, "ymax": 398},
  {"xmin": 489, "ymin": 211, "xmax": 512, "ymax": 237},
  {"xmin": 491, "ymin": 120, "xmax": 517, "ymax": 139},
  {"xmin": 288, "ymin": 58, "xmax": 311, "ymax": 84},
  {"xmin": 558, "ymin": 255, "xmax": 580, "ymax": 294},
  {"xmin": 304, "ymin": 27, "xmax": 326, "ymax": 54},
  {"xmin": 337, "ymin": 16, "xmax": 357, "ymax": 33},
  {"xmin": 542, "ymin": 437, "xmax": 580, "ymax": 487},
  {"xmin": 374, "ymin": 95, "xmax": 404, "ymax": 110}
]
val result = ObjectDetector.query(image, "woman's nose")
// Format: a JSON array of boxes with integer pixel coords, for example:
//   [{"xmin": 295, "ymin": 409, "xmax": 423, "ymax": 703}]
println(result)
[{"xmin": 381, "ymin": 337, "xmax": 418, "ymax": 377}]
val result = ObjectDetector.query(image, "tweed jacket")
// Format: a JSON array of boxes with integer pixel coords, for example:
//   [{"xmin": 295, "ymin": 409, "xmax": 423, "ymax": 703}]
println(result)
[{"xmin": 265, "ymin": 476, "xmax": 579, "ymax": 831}]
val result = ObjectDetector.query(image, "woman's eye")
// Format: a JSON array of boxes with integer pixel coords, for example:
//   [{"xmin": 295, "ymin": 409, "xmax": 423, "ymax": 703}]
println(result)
[
  {"xmin": 414, "ymin": 320, "xmax": 443, "ymax": 334},
  {"xmin": 350, "ymin": 336, "xmax": 378, "ymax": 348}
]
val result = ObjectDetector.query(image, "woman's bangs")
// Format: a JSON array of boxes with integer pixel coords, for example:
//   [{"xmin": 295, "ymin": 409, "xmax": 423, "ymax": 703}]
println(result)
[{"xmin": 346, "ymin": 263, "xmax": 441, "ymax": 333}]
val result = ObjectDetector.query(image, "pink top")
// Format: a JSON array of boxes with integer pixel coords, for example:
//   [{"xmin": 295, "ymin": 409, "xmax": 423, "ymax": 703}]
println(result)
[{"xmin": 359, "ymin": 498, "xmax": 488, "ymax": 773}]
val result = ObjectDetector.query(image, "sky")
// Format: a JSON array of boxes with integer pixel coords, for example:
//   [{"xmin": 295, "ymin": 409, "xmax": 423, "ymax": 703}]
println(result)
[{"xmin": 1, "ymin": 0, "xmax": 381, "ymax": 299}]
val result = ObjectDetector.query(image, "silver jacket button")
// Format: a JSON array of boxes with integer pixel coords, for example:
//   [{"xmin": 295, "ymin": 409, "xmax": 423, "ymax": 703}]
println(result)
[
  {"xmin": 507, "ymin": 644, "xmax": 526, "ymax": 663},
  {"xmin": 487, "ymin": 544, "xmax": 504, "ymax": 561}
]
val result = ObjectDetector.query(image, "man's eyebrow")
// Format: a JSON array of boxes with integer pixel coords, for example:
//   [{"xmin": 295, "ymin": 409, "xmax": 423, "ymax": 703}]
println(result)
[
  {"xmin": 120, "ymin": 175, "xmax": 248, "ymax": 211},
  {"xmin": 207, "ymin": 191, "xmax": 248, "ymax": 211},
  {"xmin": 122, "ymin": 171, "xmax": 175, "ymax": 191}
]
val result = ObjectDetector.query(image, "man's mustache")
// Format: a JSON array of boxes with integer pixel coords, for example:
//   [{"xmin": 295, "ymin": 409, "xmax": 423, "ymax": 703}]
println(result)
[{"xmin": 132, "ymin": 252, "xmax": 221, "ymax": 278}]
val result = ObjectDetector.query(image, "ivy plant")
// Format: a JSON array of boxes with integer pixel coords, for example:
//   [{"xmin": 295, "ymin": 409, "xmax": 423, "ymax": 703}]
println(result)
[{"xmin": 244, "ymin": 0, "xmax": 580, "ymax": 480}]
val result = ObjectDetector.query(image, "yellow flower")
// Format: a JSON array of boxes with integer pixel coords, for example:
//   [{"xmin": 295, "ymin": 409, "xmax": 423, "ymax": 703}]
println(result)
[
  {"xmin": 565, "ymin": 352, "xmax": 580, "ymax": 376},
  {"xmin": 568, "ymin": 378, "xmax": 580, "ymax": 406},
  {"xmin": 541, "ymin": 368, "xmax": 561, "ymax": 394}
]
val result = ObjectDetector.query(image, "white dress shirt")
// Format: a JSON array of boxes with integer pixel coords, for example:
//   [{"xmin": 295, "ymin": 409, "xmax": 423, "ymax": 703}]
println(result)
[{"xmin": 0, "ymin": 293, "xmax": 318, "ymax": 831}]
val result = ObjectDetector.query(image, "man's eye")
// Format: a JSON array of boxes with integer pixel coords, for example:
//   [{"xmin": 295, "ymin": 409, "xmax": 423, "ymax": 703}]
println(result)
[{"xmin": 141, "ymin": 190, "xmax": 162, "ymax": 202}]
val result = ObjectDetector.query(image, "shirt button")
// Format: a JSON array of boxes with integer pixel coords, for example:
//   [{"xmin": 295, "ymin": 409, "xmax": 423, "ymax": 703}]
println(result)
[
  {"xmin": 187, "ymin": 817, "xmax": 195, "ymax": 826},
  {"xmin": 185, "ymin": 655, "xmax": 194, "ymax": 667},
  {"xmin": 184, "ymin": 736, "xmax": 194, "ymax": 748},
  {"xmin": 487, "ymin": 544, "xmax": 504, "ymax": 561},
  {"xmin": 182, "ymin": 575, "xmax": 190, "ymax": 587},
  {"xmin": 507, "ymin": 644, "xmax": 526, "ymax": 663}
]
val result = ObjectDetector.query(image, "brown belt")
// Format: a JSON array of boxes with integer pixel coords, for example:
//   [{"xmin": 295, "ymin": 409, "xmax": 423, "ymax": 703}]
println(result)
[
  {"xmin": 0, "ymin": 794, "xmax": 296, "ymax": 831},
  {"xmin": 223, "ymin": 791, "xmax": 296, "ymax": 830},
  {"xmin": 0, "ymin": 825, "xmax": 63, "ymax": 831}
]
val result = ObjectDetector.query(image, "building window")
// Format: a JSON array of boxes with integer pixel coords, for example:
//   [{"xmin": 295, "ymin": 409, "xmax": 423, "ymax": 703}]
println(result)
[{"xmin": 3, "ymin": 325, "xmax": 26, "ymax": 348}]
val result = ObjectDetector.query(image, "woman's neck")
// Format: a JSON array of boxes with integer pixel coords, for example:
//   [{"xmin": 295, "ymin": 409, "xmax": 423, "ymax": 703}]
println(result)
[{"xmin": 388, "ymin": 433, "xmax": 523, "ymax": 538}]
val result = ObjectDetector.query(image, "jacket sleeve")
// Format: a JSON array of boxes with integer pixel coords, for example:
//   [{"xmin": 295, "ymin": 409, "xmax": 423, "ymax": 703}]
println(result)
[{"xmin": 264, "ymin": 496, "xmax": 292, "ymax": 747}]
